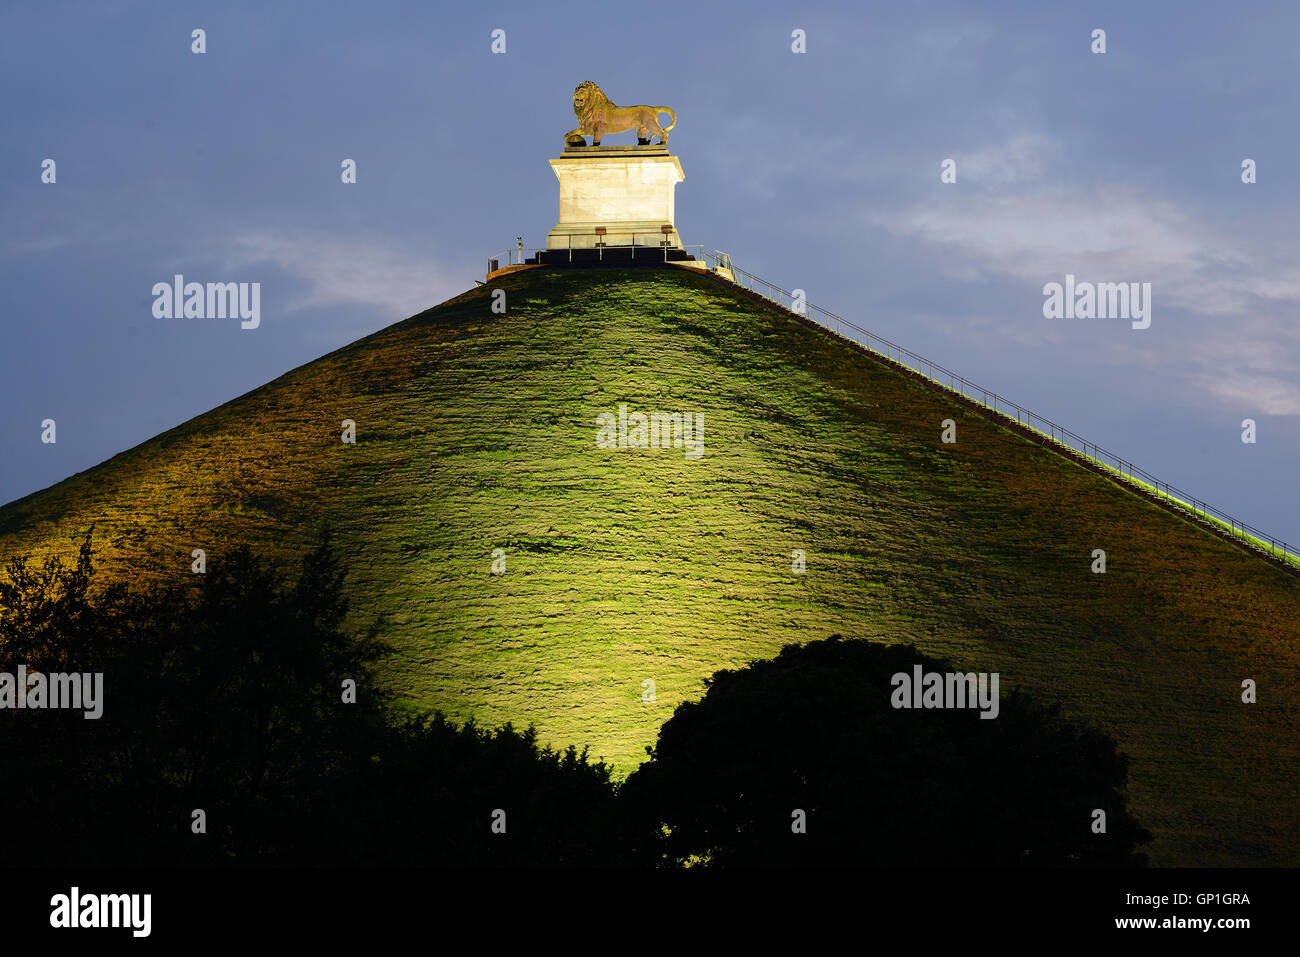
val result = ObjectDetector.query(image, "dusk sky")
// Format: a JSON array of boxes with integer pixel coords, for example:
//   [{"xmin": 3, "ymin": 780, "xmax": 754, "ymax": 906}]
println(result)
[{"xmin": 3, "ymin": 0, "xmax": 1297, "ymax": 545}]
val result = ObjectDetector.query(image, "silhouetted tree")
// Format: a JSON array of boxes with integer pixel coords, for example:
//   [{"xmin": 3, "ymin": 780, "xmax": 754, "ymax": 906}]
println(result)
[
  {"xmin": 348, "ymin": 714, "xmax": 625, "ymax": 867},
  {"xmin": 619, "ymin": 636, "xmax": 1151, "ymax": 867},
  {"xmin": 0, "ymin": 534, "xmax": 622, "ymax": 866}
]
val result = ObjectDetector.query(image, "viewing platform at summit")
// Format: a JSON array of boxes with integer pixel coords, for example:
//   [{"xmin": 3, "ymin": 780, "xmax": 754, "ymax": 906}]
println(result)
[{"xmin": 485, "ymin": 240, "xmax": 700, "ymax": 281}]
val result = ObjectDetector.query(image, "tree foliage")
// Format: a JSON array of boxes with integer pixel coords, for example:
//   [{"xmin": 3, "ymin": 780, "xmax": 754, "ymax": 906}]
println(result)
[
  {"xmin": 0, "ymin": 534, "xmax": 619, "ymax": 866},
  {"xmin": 619, "ymin": 636, "xmax": 1151, "ymax": 867}
]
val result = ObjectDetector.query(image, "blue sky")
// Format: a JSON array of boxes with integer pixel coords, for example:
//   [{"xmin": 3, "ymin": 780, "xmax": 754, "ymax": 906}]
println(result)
[{"xmin": 2, "ymin": 0, "xmax": 1298, "ymax": 546}]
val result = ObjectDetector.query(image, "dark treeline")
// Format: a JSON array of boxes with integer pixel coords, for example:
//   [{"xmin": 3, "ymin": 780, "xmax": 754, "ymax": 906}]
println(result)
[
  {"xmin": 0, "ymin": 535, "xmax": 620, "ymax": 866},
  {"xmin": 0, "ymin": 535, "xmax": 1149, "ymax": 867}
]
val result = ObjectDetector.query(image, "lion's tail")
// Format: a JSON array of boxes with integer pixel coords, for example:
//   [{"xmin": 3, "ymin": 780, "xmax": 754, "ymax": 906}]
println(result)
[{"xmin": 657, "ymin": 107, "xmax": 677, "ymax": 132}]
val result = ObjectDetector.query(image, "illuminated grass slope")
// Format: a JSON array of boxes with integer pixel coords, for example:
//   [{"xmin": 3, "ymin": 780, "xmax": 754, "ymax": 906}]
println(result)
[{"xmin": 1, "ymin": 267, "xmax": 1297, "ymax": 866}]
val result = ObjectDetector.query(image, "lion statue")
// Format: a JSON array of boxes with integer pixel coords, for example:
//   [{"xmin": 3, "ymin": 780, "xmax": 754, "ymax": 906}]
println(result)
[{"xmin": 564, "ymin": 81, "xmax": 676, "ymax": 148}]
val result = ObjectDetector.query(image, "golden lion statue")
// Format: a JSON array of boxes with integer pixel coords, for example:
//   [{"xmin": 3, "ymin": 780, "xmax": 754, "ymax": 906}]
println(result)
[{"xmin": 564, "ymin": 81, "xmax": 676, "ymax": 148}]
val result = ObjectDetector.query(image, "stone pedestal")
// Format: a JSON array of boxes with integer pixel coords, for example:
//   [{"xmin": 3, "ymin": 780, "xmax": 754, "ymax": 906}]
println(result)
[{"xmin": 545, "ymin": 145, "xmax": 685, "ymax": 251}]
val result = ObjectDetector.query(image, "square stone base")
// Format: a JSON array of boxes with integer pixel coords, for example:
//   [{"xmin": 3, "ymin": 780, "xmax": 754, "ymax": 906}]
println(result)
[{"xmin": 545, "ymin": 147, "xmax": 685, "ymax": 250}]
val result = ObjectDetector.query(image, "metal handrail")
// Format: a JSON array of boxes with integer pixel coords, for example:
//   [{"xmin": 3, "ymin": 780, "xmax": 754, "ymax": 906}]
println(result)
[
  {"xmin": 487, "ymin": 247, "xmax": 547, "ymax": 272},
  {"xmin": 699, "ymin": 252, "xmax": 1298, "ymax": 568}
]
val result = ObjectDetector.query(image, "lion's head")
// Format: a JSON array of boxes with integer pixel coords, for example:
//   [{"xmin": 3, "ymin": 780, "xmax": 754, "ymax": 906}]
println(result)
[{"xmin": 573, "ymin": 80, "xmax": 606, "ymax": 119}]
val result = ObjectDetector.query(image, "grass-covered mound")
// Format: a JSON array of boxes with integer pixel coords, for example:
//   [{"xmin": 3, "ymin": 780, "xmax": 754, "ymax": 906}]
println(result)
[{"xmin": 1, "ymin": 267, "xmax": 1296, "ymax": 865}]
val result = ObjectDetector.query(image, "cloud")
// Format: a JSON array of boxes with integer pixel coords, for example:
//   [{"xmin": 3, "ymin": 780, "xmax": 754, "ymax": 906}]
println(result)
[
  {"xmin": 955, "ymin": 132, "xmax": 1063, "ymax": 188},
  {"xmin": 866, "ymin": 170, "xmax": 1300, "ymax": 414},
  {"xmin": 227, "ymin": 233, "xmax": 466, "ymax": 319},
  {"xmin": 1182, "ymin": 325, "xmax": 1300, "ymax": 416},
  {"xmin": 870, "ymin": 187, "xmax": 1213, "ymax": 284},
  {"xmin": 6, "ymin": 237, "xmax": 72, "ymax": 254}
]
